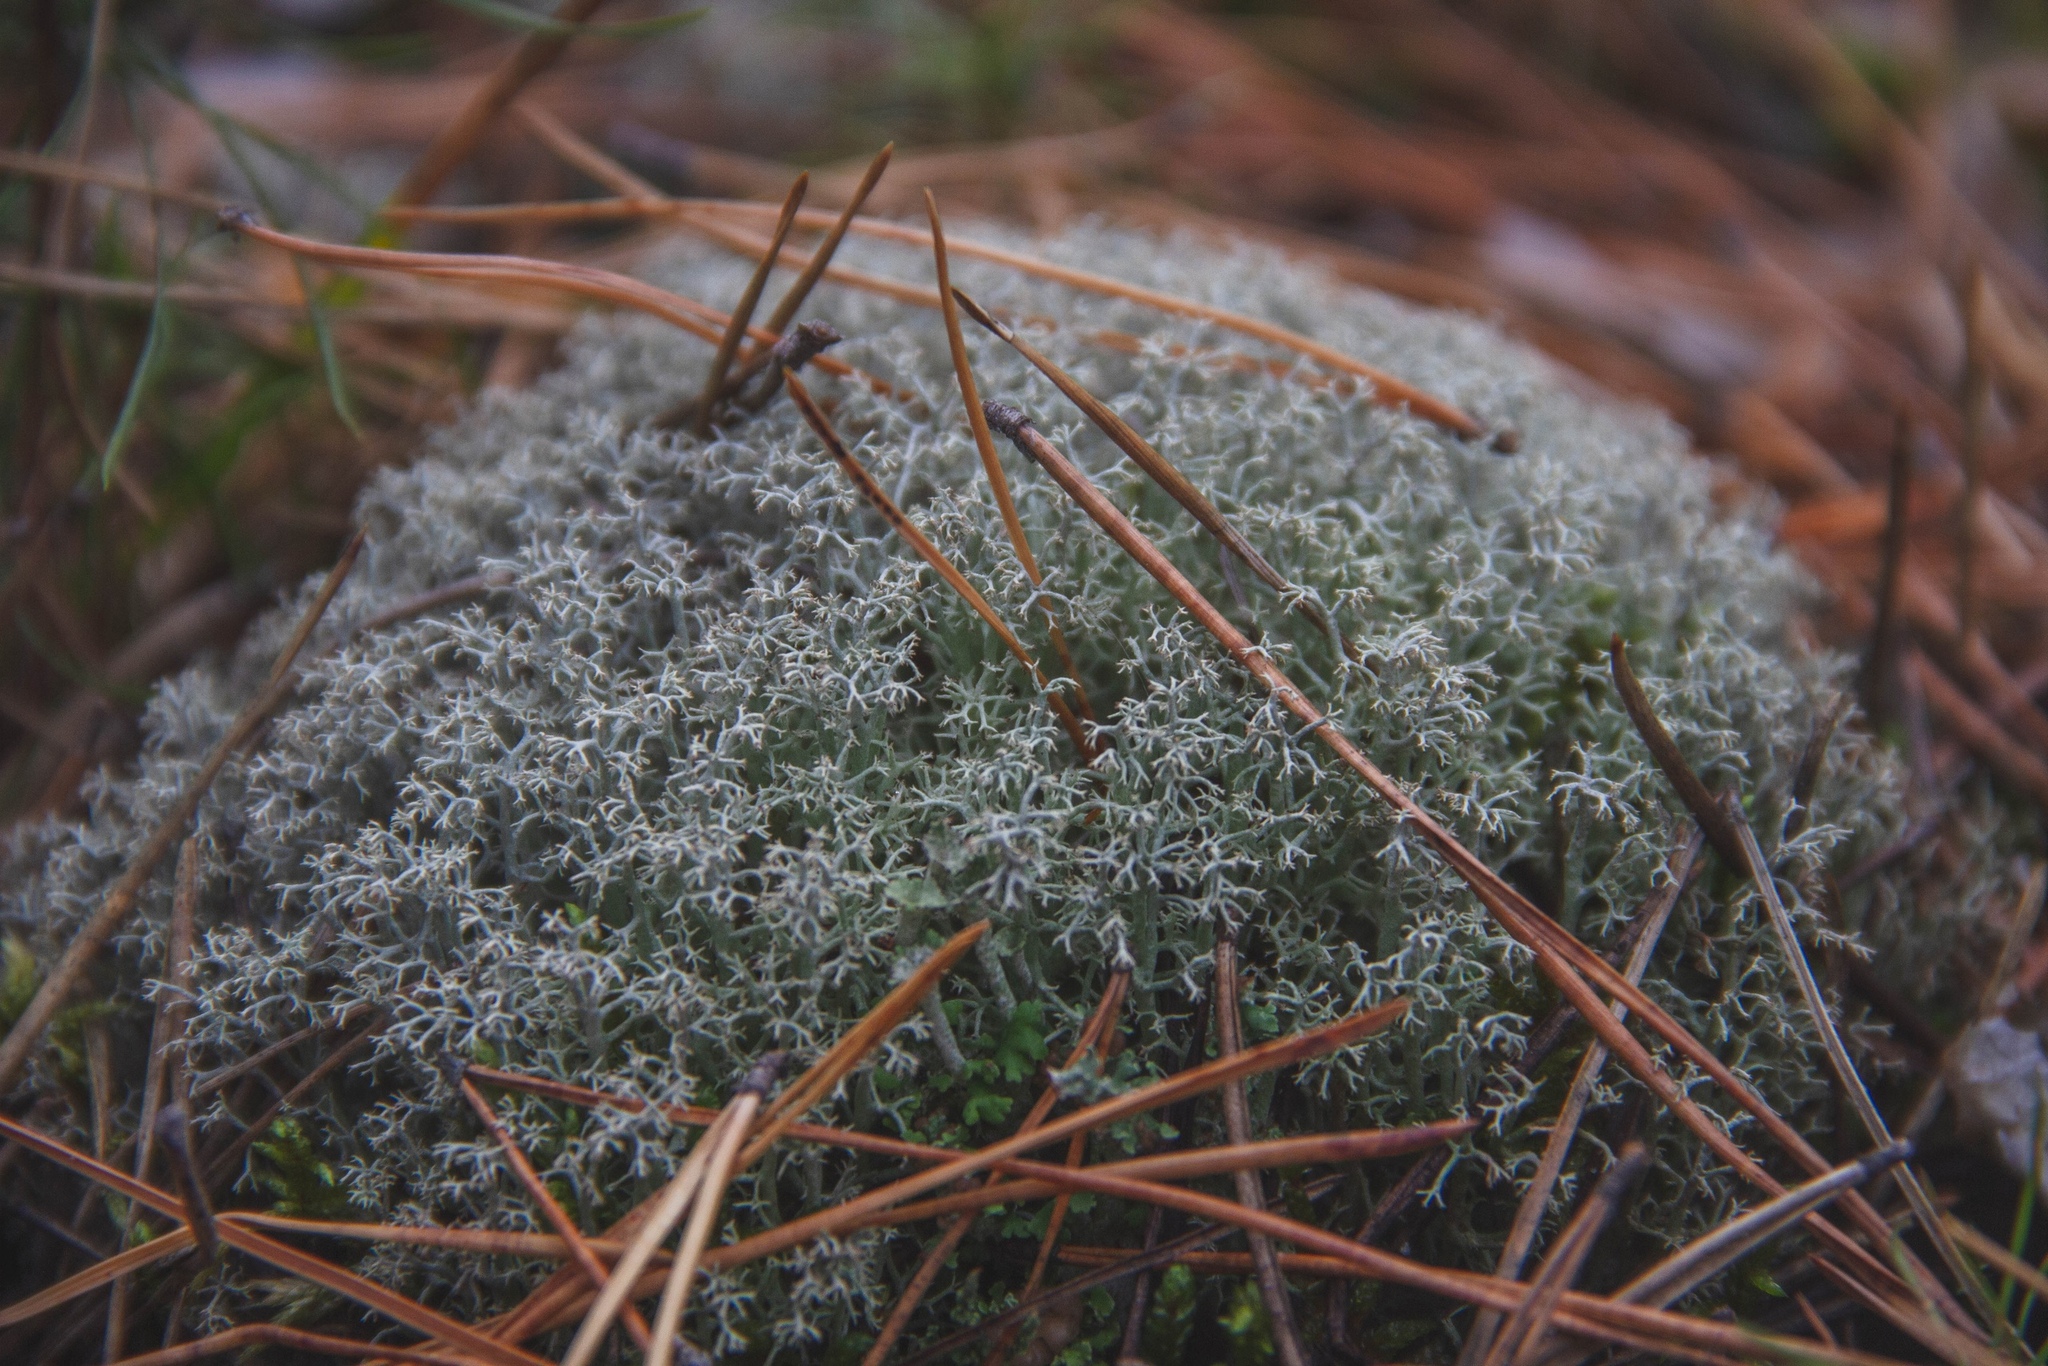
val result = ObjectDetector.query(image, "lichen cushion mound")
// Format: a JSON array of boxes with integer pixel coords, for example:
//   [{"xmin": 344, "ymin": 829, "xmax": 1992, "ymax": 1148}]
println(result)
[{"xmin": 1, "ymin": 222, "xmax": 2006, "ymax": 1357}]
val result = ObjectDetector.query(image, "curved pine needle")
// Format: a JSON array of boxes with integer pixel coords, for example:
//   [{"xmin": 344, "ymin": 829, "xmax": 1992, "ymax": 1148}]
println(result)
[
  {"xmin": 214, "ymin": 212, "xmax": 876, "ymax": 394},
  {"xmin": 370, "ymin": 194, "xmax": 1499, "ymax": 444}
]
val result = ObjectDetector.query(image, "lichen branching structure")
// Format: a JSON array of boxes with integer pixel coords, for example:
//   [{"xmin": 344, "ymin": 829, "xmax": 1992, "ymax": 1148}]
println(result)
[{"xmin": 2, "ymin": 223, "xmax": 2014, "ymax": 1351}]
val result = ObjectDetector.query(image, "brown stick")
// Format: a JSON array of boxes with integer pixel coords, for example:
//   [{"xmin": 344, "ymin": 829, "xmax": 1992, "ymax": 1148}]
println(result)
[
  {"xmin": 384, "ymin": 0, "xmax": 610, "ymax": 211},
  {"xmin": 0, "ymin": 529, "xmax": 365, "ymax": 1096}
]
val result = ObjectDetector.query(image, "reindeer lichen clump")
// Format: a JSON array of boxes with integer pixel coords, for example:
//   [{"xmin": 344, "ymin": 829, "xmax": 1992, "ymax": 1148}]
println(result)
[{"xmin": 1, "ymin": 223, "xmax": 2008, "ymax": 1352}]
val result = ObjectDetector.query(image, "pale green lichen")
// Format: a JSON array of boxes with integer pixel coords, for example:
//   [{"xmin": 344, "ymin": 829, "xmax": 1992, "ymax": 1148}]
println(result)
[{"xmin": 3, "ymin": 221, "xmax": 2020, "ymax": 1358}]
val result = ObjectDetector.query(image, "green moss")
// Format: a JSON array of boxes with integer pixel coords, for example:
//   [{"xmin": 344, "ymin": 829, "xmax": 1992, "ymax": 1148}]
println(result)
[{"xmin": 3, "ymin": 221, "xmax": 2024, "ymax": 1354}]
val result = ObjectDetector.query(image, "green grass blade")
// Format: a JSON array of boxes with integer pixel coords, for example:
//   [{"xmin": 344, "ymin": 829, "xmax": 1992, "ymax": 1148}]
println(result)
[
  {"xmin": 97, "ymin": 276, "xmax": 171, "ymax": 487},
  {"xmin": 432, "ymin": 0, "xmax": 705, "ymax": 40}
]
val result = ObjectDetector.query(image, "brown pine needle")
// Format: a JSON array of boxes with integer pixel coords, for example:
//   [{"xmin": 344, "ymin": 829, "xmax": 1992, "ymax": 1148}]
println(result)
[
  {"xmin": 465, "ymin": 1062, "xmax": 951, "ymax": 1166},
  {"xmin": 1728, "ymin": 804, "xmax": 2008, "ymax": 1344},
  {"xmin": 847, "ymin": 1147, "xmax": 1908, "ymax": 1366},
  {"xmin": 1214, "ymin": 925, "xmax": 1308, "ymax": 1366},
  {"xmin": 383, "ymin": 0, "xmax": 609, "ymax": 210},
  {"xmin": 449, "ymin": 1058, "xmax": 658, "ymax": 1351},
  {"xmin": 839, "ymin": 1122, "xmax": 1479, "ymax": 1233},
  {"xmin": 1617, "ymin": 1144, "xmax": 1912, "ymax": 1312},
  {"xmin": 1860, "ymin": 417, "xmax": 1913, "ymax": 713},
  {"xmin": 559, "ymin": 1100, "xmax": 740, "ymax": 1366},
  {"xmin": 0, "ymin": 1113, "xmax": 552, "ymax": 1366},
  {"xmin": 701, "ymin": 203, "xmax": 1507, "ymax": 446},
  {"xmin": 694, "ymin": 1000, "xmax": 1407, "ymax": 1270},
  {"xmin": 927, "ymin": 194, "xmax": 1098, "ymax": 727},
  {"xmin": 1461, "ymin": 828, "xmax": 1703, "ymax": 1366},
  {"xmin": 1477, "ymin": 1143, "xmax": 1648, "ymax": 1366},
  {"xmin": 753, "ymin": 145, "xmax": 896, "ymax": 345},
  {"xmin": 979, "ymin": 970, "xmax": 1131, "ymax": 1365},
  {"xmin": 695, "ymin": 173, "xmax": 808, "ymax": 436},
  {"xmin": 0, "ymin": 527, "xmax": 365, "ymax": 1095},
  {"xmin": 903, "ymin": 1223, "xmax": 1234, "ymax": 1366},
  {"xmin": 216, "ymin": 212, "xmax": 877, "ymax": 395},
  {"xmin": 202, "ymin": 1015, "xmax": 383, "ymax": 1192},
  {"xmin": 112, "ymin": 834, "xmax": 204, "ymax": 1357},
  {"xmin": 1, "ymin": 1227, "xmax": 198, "ymax": 1329},
  {"xmin": 868, "ymin": 969, "xmax": 1128, "ymax": 1366},
  {"xmin": 480, "ymin": 924, "xmax": 985, "ymax": 1355},
  {"xmin": 979, "ymin": 400, "xmax": 1932, "ymax": 1315},
  {"xmin": 954, "ymin": 284, "xmax": 1353, "ymax": 666},
  {"xmin": 645, "ymin": 1057, "xmax": 785, "ymax": 1366},
  {"xmin": 369, "ymin": 194, "xmax": 1501, "ymax": 444},
  {"xmin": 480, "ymin": 924, "xmax": 985, "ymax": 1349},
  {"xmin": 1608, "ymin": 637, "xmax": 1747, "ymax": 868},
  {"xmin": 108, "ymin": 1323, "xmax": 480, "ymax": 1366},
  {"xmin": 515, "ymin": 102, "xmax": 663, "ymax": 200},
  {"xmin": 752, "ymin": 919, "xmax": 989, "ymax": 1150},
  {"xmin": 782, "ymin": 371, "xmax": 1099, "ymax": 763}
]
